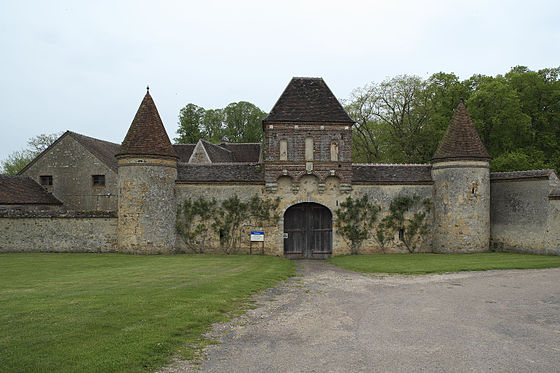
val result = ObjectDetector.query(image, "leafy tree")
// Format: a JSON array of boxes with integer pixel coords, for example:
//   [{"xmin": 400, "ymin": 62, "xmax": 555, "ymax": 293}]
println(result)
[
  {"xmin": 335, "ymin": 195, "xmax": 380, "ymax": 255},
  {"xmin": 1, "ymin": 132, "xmax": 62, "ymax": 175},
  {"xmin": 175, "ymin": 101, "xmax": 266, "ymax": 144},
  {"xmin": 223, "ymin": 102, "xmax": 266, "ymax": 143}
]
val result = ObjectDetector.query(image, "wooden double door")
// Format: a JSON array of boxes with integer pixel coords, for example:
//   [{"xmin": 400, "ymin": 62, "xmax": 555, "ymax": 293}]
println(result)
[{"xmin": 284, "ymin": 203, "xmax": 332, "ymax": 259}]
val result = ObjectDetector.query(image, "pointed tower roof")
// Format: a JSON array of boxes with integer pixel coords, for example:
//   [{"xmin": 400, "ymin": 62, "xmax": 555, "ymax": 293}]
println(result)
[
  {"xmin": 263, "ymin": 77, "xmax": 354, "ymax": 124},
  {"xmin": 432, "ymin": 102, "xmax": 490, "ymax": 162},
  {"xmin": 116, "ymin": 90, "xmax": 178, "ymax": 159}
]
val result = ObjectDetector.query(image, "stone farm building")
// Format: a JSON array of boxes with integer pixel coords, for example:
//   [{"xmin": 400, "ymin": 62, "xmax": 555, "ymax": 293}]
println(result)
[{"xmin": 1, "ymin": 78, "xmax": 559, "ymax": 256}]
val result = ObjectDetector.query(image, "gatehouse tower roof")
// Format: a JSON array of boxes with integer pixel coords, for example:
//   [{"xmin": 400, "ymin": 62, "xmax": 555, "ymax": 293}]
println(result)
[
  {"xmin": 432, "ymin": 102, "xmax": 490, "ymax": 162},
  {"xmin": 263, "ymin": 77, "xmax": 354, "ymax": 124},
  {"xmin": 116, "ymin": 90, "xmax": 178, "ymax": 159}
]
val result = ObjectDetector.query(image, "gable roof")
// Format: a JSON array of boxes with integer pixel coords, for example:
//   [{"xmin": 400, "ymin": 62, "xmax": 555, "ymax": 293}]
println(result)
[
  {"xmin": 19, "ymin": 131, "xmax": 121, "ymax": 175},
  {"xmin": 173, "ymin": 144, "xmax": 196, "ymax": 163},
  {"xmin": 220, "ymin": 143, "xmax": 262, "ymax": 162},
  {"xmin": 263, "ymin": 77, "xmax": 354, "ymax": 124},
  {"xmin": 116, "ymin": 91, "xmax": 178, "ymax": 159},
  {"xmin": 201, "ymin": 140, "xmax": 233, "ymax": 162},
  {"xmin": 0, "ymin": 175, "xmax": 62, "ymax": 205},
  {"xmin": 432, "ymin": 102, "xmax": 490, "ymax": 162}
]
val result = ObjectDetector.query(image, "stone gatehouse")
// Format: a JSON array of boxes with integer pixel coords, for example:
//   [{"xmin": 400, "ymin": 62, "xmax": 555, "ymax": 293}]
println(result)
[{"xmin": 1, "ymin": 77, "xmax": 559, "ymax": 256}]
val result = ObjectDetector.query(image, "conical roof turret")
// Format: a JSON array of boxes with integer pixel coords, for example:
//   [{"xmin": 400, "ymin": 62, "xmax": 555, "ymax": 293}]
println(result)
[
  {"xmin": 432, "ymin": 102, "xmax": 490, "ymax": 162},
  {"xmin": 117, "ymin": 90, "xmax": 178, "ymax": 159}
]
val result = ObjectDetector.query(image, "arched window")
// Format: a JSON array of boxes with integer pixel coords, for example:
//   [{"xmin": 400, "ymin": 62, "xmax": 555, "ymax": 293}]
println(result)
[
  {"xmin": 280, "ymin": 140, "xmax": 288, "ymax": 161},
  {"xmin": 330, "ymin": 141, "xmax": 339, "ymax": 162}
]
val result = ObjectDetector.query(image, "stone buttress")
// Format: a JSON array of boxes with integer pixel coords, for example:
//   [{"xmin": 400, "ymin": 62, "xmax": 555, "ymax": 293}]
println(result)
[
  {"xmin": 431, "ymin": 102, "xmax": 491, "ymax": 253},
  {"xmin": 116, "ymin": 89, "xmax": 179, "ymax": 254}
]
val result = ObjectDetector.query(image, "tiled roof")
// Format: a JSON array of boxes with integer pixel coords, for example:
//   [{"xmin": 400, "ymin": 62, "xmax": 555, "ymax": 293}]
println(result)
[
  {"xmin": 432, "ymin": 102, "xmax": 490, "ymax": 162},
  {"xmin": 174, "ymin": 142, "xmax": 261, "ymax": 163},
  {"xmin": 263, "ymin": 77, "xmax": 354, "ymax": 123},
  {"xmin": 219, "ymin": 143, "xmax": 261, "ymax": 162},
  {"xmin": 0, "ymin": 175, "xmax": 62, "ymax": 205},
  {"xmin": 490, "ymin": 169, "xmax": 556, "ymax": 181},
  {"xmin": 201, "ymin": 140, "xmax": 233, "ymax": 162},
  {"xmin": 116, "ymin": 92, "xmax": 178, "ymax": 159},
  {"xmin": 352, "ymin": 164, "xmax": 433, "ymax": 184},
  {"xmin": 68, "ymin": 132, "xmax": 120, "ymax": 172},
  {"xmin": 173, "ymin": 144, "xmax": 196, "ymax": 163},
  {"xmin": 177, "ymin": 163, "xmax": 264, "ymax": 183}
]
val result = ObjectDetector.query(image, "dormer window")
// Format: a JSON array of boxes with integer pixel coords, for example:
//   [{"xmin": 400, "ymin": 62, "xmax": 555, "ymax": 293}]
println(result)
[{"xmin": 280, "ymin": 140, "xmax": 288, "ymax": 161}]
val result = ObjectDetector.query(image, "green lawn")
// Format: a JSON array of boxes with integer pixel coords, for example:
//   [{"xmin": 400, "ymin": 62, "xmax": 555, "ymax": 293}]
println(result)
[
  {"xmin": 0, "ymin": 253, "xmax": 295, "ymax": 373},
  {"xmin": 329, "ymin": 252, "xmax": 560, "ymax": 274}
]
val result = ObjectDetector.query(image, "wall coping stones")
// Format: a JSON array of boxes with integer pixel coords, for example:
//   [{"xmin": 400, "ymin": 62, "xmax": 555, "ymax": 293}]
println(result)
[
  {"xmin": 0, "ymin": 209, "xmax": 117, "ymax": 219},
  {"xmin": 490, "ymin": 169, "xmax": 557, "ymax": 182}
]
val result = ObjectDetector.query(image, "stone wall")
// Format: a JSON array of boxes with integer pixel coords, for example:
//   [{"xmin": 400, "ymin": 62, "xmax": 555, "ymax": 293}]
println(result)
[
  {"xmin": 490, "ymin": 170, "xmax": 560, "ymax": 255},
  {"xmin": 0, "ymin": 210, "xmax": 117, "ymax": 252},
  {"xmin": 352, "ymin": 184, "xmax": 434, "ymax": 254},
  {"xmin": 22, "ymin": 135, "xmax": 118, "ymax": 211},
  {"xmin": 432, "ymin": 160, "xmax": 490, "ymax": 253},
  {"xmin": 175, "ymin": 180, "xmax": 434, "ymax": 256},
  {"xmin": 117, "ymin": 158, "xmax": 177, "ymax": 254}
]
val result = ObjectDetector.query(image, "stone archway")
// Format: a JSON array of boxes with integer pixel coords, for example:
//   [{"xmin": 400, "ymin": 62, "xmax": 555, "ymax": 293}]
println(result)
[{"xmin": 283, "ymin": 202, "xmax": 332, "ymax": 259}]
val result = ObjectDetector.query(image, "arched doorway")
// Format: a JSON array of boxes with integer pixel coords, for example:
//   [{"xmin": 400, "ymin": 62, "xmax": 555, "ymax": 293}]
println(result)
[{"xmin": 284, "ymin": 202, "xmax": 332, "ymax": 259}]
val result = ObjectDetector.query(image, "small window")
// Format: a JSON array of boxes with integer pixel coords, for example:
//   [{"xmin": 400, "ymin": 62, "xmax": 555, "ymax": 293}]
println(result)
[
  {"xmin": 92, "ymin": 175, "xmax": 105, "ymax": 187},
  {"xmin": 330, "ymin": 141, "xmax": 339, "ymax": 162},
  {"xmin": 305, "ymin": 137, "xmax": 314, "ymax": 161},
  {"xmin": 40, "ymin": 175, "xmax": 53, "ymax": 186},
  {"xmin": 279, "ymin": 140, "xmax": 288, "ymax": 161}
]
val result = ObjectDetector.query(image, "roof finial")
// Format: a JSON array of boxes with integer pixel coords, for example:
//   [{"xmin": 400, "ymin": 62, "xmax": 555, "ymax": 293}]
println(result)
[
  {"xmin": 460, "ymin": 96, "xmax": 464, "ymax": 105},
  {"xmin": 146, "ymin": 85, "xmax": 150, "ymax": 94}
]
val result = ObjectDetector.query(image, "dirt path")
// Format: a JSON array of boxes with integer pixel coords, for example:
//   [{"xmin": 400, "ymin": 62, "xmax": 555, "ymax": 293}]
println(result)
[{"xmin": 160, "ymin": 261, "xmax": 560, "ymax": 372}]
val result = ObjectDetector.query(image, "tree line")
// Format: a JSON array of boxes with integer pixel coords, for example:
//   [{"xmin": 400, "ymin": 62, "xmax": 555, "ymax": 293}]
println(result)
[{"xmin": 3, "ymin": 66, "xmax": 559, "ymax": 174}]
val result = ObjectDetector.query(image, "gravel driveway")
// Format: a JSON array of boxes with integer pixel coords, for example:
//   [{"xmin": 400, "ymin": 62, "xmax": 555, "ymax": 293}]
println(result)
[{"xmin": 161, "ymin": 261, "xmax": 560, "ymax": 373}]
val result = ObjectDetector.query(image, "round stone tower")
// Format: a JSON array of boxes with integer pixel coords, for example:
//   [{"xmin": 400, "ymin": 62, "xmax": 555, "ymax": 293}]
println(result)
[
  {"xmin": 431, "ymin": 101, "xmax": 491, "ymax": 253},
  {"xmin": 116, "ymin": 88, "xmax": 178, "ymax": 254}
]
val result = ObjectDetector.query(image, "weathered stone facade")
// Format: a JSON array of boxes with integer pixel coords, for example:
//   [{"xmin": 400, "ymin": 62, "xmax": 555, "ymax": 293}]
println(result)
[
  {"xmin": 117, "ymin": 157, "xmax": 177, "ymax": 254},
  {"xmin": 1, "ymin": 77, "xmax": 559, "ymax": 256},
  {"xmin": 432, "ymin": 161, "xmax": 490, "ymax": 253}
]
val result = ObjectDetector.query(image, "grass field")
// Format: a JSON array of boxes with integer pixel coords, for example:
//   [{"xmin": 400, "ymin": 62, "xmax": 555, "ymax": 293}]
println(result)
[
  {"xmin": 329, "ymin": 252, "xmax": 560, "ymax": 274},
  {"xmin": 0, "ymin": 253, "xmax": 295, "ymax": 373}
]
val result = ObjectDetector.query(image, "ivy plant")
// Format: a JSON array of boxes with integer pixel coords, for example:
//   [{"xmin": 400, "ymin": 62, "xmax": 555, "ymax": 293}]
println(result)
[
  {"xmin": 335, "ymin": 195, "xmax": 380, "ymax": 255},
  {"xmin": 176, "ymin": 197, "xmax": 217, "ymax": 253}
]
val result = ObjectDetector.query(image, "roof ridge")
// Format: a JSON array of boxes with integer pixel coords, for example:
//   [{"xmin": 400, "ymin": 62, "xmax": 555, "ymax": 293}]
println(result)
[{"xmin": 353, "ymin": 163, "xmax": 431, "ymax": 166}]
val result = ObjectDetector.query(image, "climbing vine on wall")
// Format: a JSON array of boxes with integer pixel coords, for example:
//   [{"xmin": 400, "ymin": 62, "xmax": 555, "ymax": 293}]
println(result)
[
  {"xmin": 335, "ymin": 194, "xmax": 432, "ymax": 254},
  {"xmin": 379, "ymin": 196, "xmax": 432, "ymax": 253},
  {"xmin": 177, "ymin": 194, "xmax": 280, "ymax": 254},
  {"xmin": 176, "ymin": 197, "xmax": 217, "ymax": 253},
  {"xmin": 335, "ymin": 195, "xmax": 380, "ymax": 255}
]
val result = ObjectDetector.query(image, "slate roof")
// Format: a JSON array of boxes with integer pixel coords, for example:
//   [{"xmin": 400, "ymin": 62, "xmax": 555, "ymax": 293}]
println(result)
[
  {"xmin": 0, "ymin": 175, "xmax": 62, "ymax": 205},
  {"xmin": 263, "ymin": 77, "xmax": 354, "ymax": 124},
  {"xmin": 172, "ymin": 144, "xmax": 195, "ymax": 163},
  {"xmin": 177, "ymin": 163, "xmax": 264, "ymax": 183},
  {"xmin": 116, "ymin": 92, "xmax": 178, "ymax": 159},
  {"xmin": 490, "ymin": 169, "xmax": 556, "ymax": 181},
  {"xmin": 432, "ymin": 102, "xmax": 490, "ymax": 162},
  {"xmin": 220, "ymin": 143, "xmax": 262, "ymax": 162},
  {"xmin": 201, "ymin": 140, "xmax": 233, "ymax": 162},
  {"xmin": 352, "ymin": 164, "xmax": 433, "ymax": 184},
  {"xmin": 173, "ymin": 142, "xmax": 261, "ymax": 163}
]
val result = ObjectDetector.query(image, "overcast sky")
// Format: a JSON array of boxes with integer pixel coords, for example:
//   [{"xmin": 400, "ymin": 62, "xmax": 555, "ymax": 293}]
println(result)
[{"xmin": 1, "ymin": 0, "xmax": 559, "ymax": 161}]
